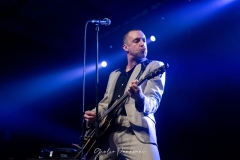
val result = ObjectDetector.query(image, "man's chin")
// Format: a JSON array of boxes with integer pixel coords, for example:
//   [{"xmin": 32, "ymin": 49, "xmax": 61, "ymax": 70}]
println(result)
[
  {"xmin": 141, "ymin": 51, "xmax": 147, "ymax": 56},
  {"xmin": 136, "ymin": 56, "xmax": 147, "ymax": 62},
  {"xmin": 140, "ymin": 53, "xmax": 147, "ymax": 58}
]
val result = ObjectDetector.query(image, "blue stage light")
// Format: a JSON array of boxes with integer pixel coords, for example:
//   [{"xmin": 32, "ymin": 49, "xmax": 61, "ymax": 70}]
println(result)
[
  {"xmin": 150, "ymin": 36, "xmax": 156, "ymax": 42},
  {"xmin": 101, "ymin": 61, "xmax": 107, "ymax": 67}
]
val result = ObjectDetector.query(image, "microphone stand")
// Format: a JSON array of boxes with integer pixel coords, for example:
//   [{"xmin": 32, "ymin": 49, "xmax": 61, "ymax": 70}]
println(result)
[
  {"xmin": 80, "ymin": 22, "xmax": 100, "ymax": 160},
  {"xmin": 95, "ymin": 24, "xmax": 100, "ymax": 156},
  {"xmin": 80, "ymin": 20, "xmax": 106, "ymax": 160}
]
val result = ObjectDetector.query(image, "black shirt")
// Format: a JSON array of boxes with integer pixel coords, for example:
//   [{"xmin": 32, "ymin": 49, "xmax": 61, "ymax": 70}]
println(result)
[{"xmin": 109, "ymin": 66, "xmax": 136, "ymax": 115}]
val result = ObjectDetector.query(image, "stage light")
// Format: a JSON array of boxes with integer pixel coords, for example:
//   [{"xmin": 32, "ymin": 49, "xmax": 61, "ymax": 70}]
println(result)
[
  {"xmin": 101, "ymin": 61, "xmax": 107, "ymax": 67},
  {"xmin": 150, "ymin": 36, "xmax": 156, "ymax": 42}
]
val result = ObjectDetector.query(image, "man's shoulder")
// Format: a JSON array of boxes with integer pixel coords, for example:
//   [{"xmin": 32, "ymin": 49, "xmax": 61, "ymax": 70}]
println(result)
[
  {"xmin": 112, "ymin": 66, "xmax": 125, "ymax": 73},
  {"xmin": 113, "ymin": 68, "xmax": 121, "ymax": 72},
  {"xmin": 148, "ymin": 60, "xmax": 165, "ymax": 67},
  {"xmin": 108, "ymin": 67, "xmax": 123, "ymax": 76}
]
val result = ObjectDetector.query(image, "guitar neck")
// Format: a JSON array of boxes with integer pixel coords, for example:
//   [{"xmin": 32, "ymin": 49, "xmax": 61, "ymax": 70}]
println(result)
[
  {"xmin": 99, "ymin": 93, "xmax": 128, "ymax": 121},
  {"xmin": 99, "ymin": 77, "xmax": 147, "ymax": 121}
]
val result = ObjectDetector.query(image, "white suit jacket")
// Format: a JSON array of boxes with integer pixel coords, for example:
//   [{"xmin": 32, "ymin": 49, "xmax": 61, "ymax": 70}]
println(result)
[{"xmin": 93, "ymin": 60, "xmax": 165, "ymax": 145}]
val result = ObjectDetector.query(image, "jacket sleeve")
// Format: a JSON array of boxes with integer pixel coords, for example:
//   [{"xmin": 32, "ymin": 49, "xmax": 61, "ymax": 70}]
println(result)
[{"xmin": 136, "ymin": 61, "xmax": 166, "ymax": 114}]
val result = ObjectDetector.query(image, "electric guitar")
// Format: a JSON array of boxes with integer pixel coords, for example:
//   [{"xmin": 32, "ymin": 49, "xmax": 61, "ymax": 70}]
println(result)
[{"xmin": 74, "ymin": 63, "xmax": 169, "ymax": 159}]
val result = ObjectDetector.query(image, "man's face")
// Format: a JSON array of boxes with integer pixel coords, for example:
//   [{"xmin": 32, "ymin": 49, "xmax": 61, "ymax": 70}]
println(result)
[{"xmin": 123, "ymin": 30, "xmax": 148, "ymax": 60}]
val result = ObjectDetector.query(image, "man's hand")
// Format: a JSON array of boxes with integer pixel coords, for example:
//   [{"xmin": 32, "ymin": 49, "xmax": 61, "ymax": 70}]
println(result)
[
  {"xmin": 127, "ymin": 80, "xmax": 144, "ymax": 103},
  {"xmin": 83, "ymin": 110, "xmax": 96, "ymax": 124}
]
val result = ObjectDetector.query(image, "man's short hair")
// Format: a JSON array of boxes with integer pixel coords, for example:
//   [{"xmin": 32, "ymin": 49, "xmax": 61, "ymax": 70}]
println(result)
[{"xmin": 123, "ymin": 29, "xmax": 142, "ymax": 44}]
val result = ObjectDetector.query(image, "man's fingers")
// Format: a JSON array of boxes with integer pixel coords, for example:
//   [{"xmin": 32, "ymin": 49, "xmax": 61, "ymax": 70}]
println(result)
[
  {"xmin": 128, "ymin": 85, "xmax": 138, "ymax": 94},
  {"xmin": 132, "ymin": 80, "xmax": 138, "ymax": 84},
  {"xmin": 85, "ymin": 110, "xmax": 96, "ymax": 116},
  {"xmin": 84, "ymin": 114, "xmax": 95, "ymax": 119},
  {"xmin": 83, "ymin": 110, "xmax": 96, "ymax": 123},
  {"xmin": 126, "ymin": 90, "xmax": 131, "ymax": 96}
]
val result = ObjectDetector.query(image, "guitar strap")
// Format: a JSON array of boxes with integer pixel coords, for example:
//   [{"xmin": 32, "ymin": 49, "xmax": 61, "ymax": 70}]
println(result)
[
  {"xmin": 135, "ymin": 59, "xmax": 152, "ymax": 80},
  {"xmin": 116, "ymin": 59, "xmax": 152, "ymax": 116}
]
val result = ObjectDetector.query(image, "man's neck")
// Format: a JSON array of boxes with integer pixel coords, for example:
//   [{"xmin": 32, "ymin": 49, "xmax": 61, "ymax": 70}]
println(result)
[
  {"xmin": 126, "ymin": 62, "xmax": 137, "ymax": 72},
  {"xmin": 126, "ymin": 58, "xmax": 147, "ymax": 72}
]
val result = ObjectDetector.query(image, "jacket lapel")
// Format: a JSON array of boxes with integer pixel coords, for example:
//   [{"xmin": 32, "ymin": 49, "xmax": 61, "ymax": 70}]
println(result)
[
  {"xmin": 124, "ymin": 63, "xmax": 142, "ymax": 92},
  {"xmin": 108, "ymin": 71, "xmax": 121, "ymax": 104}
]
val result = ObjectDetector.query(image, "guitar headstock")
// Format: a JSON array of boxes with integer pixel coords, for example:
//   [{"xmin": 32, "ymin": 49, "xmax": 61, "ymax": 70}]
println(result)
[{"xmin": 144, "ymin": 63, "xmax": 169, "ymax": 80}]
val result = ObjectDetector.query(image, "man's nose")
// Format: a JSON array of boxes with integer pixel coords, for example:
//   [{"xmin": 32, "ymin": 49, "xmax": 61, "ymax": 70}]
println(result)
[{"xmin": 139, "ymin": 39, "xmax": 145, "ymax": 46}]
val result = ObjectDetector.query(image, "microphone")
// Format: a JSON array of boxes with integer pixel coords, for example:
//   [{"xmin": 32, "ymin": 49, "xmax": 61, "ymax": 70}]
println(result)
[{"xmin": 88, "ymin": 18, "xmax": 111, "ymax": 26}]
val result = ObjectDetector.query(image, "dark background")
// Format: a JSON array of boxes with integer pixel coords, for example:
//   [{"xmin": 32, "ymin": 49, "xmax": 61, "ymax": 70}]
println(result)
[{"xmin": 0, "ymin": 0, "xmax": 240, "ymax": 159}]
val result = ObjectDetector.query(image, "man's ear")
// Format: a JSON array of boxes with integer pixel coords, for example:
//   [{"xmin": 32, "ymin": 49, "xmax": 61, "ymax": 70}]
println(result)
[{"xmin": 123, "ymin": 44, "xmax": 128, "ymax": 52}]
